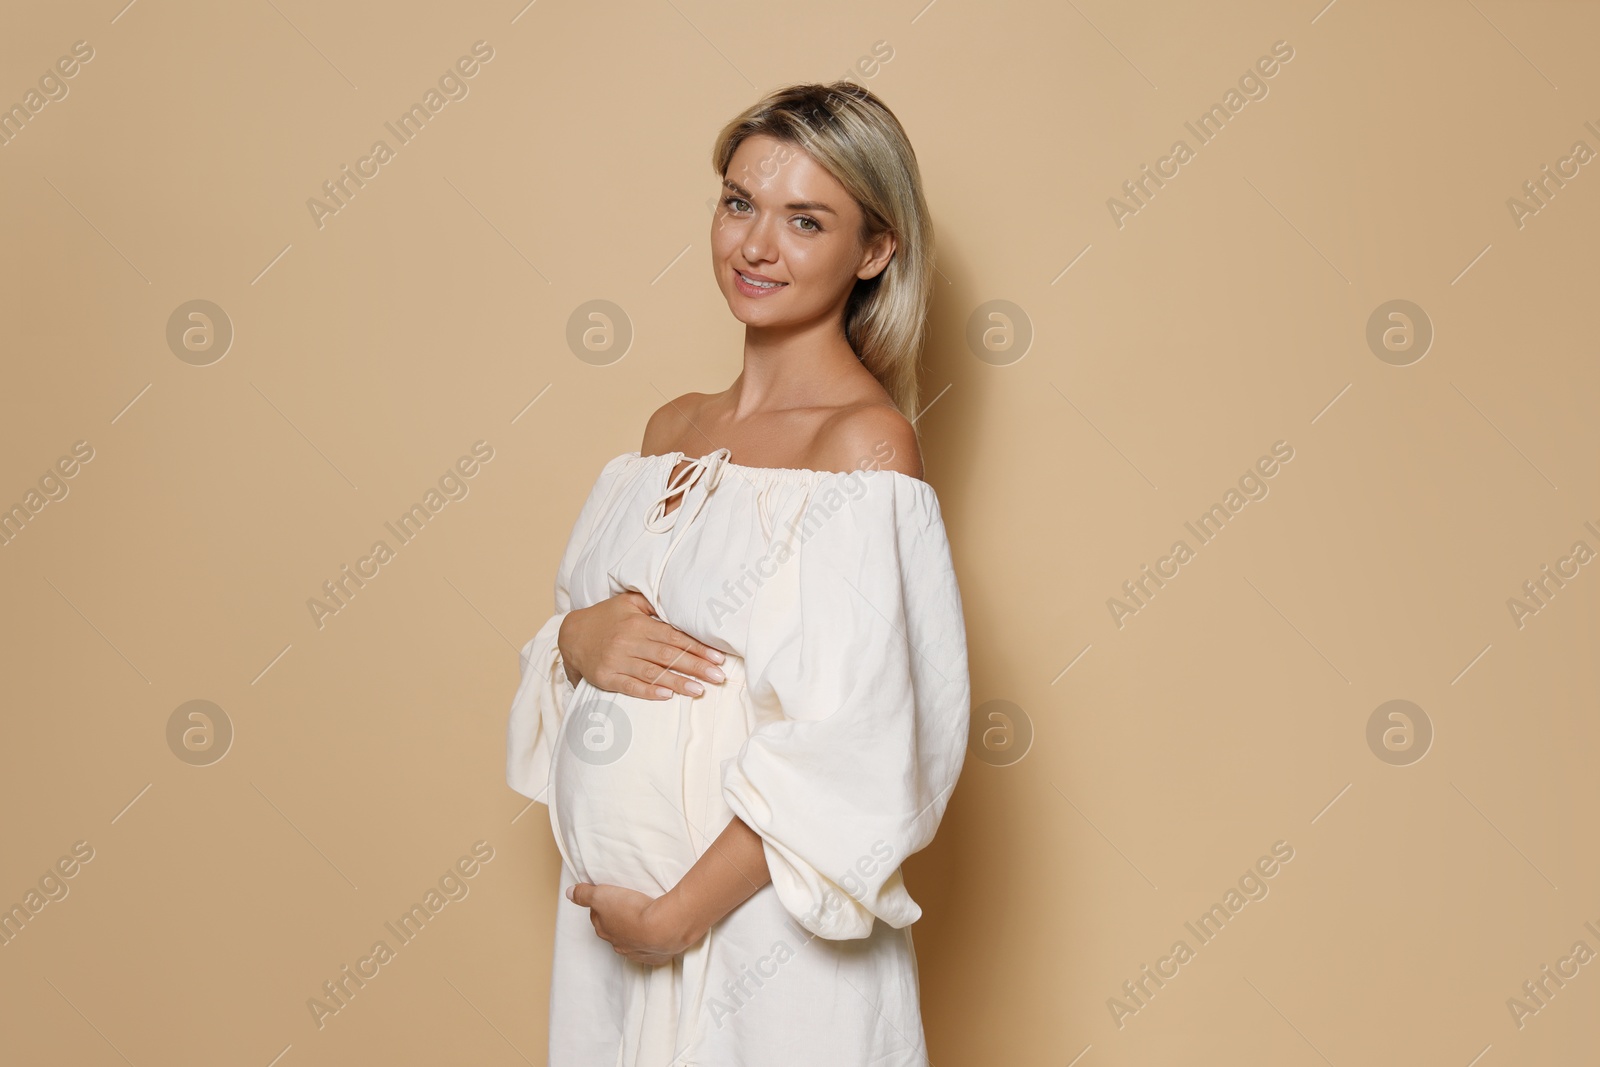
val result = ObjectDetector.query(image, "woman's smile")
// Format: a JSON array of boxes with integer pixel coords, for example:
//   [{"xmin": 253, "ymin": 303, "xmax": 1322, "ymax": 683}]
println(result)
[{"xmin": 732, "ymin": 267, "xmax": 790, "ymax": 297}]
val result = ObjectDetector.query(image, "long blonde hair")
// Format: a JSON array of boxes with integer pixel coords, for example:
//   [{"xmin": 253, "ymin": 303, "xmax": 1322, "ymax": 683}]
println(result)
[{"xmin": 710, "ymin": 82, "xmax": 935, "ymax": 421}]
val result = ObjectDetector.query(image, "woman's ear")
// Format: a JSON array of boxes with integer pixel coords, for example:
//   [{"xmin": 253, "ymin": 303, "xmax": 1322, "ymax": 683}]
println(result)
[{"xmin": 857, "ymin": 231, "xmax": 897, "ymax": 280}]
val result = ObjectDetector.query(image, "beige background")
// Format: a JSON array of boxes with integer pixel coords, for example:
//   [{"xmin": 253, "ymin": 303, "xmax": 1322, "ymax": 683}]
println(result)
[{"xmin": 2, "ymin": 0, "xmax": 1596, "ymax": 1064}]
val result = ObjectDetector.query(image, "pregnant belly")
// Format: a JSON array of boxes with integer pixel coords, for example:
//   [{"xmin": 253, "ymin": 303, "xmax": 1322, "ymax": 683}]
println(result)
[{"xmin": 549, "ymin": 668, "xmax": 749, "ymax": 896}]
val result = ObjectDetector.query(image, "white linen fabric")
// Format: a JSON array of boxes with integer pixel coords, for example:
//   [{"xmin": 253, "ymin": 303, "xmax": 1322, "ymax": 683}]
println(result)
[{"xmin": 506, "ymin": 448, "xmax": 971, "ymax": 1066}]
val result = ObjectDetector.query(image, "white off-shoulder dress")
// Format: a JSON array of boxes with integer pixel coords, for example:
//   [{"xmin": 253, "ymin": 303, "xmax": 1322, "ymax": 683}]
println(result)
[{"xmin": 506, "ymin": 448, "xmax": 971, "ymax": 1067}]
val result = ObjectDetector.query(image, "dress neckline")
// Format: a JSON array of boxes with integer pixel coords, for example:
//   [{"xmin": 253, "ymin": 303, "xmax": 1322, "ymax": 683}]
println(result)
[{"xmin": 618, "ymin": 449, "xmax": 935, "ymax": 489}]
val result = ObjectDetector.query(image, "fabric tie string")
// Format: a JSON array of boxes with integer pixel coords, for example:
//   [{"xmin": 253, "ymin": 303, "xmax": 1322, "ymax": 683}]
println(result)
[{"xmin": 643, "ymin": 448, "xmax": 732, "ymax": 605}]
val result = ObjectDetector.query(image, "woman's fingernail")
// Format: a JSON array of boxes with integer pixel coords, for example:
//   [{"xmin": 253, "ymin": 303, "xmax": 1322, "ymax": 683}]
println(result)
[
  {"xmin": 707, "ymin": 666, "xmax": 725, "ymax": 682},
  {"xmin": 708, "ymin": 649, "xmax": 725, "ymax": 663},
  {"xmin": 566, "ymin": 885, "xmax": 575, "ymax": 901},
  {"xmin": 687, "ymin": 681, "xmax": 705, "ymax": 696}
]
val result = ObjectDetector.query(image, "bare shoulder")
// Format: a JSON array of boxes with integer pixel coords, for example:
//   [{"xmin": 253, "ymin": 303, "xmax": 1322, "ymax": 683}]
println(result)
[
  {"xmin": 811, "ymin": 403, "xmax": 924, "ymax": 479},
  {"xmin": 639, "ymin": 393, "xmax": 707, "ymax": 457}
]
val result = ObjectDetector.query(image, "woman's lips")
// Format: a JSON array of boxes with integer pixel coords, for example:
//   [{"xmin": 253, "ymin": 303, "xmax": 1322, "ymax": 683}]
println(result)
[{"xmin": 732, "ymin": 268, "xmax": 789, "ymax": 297}]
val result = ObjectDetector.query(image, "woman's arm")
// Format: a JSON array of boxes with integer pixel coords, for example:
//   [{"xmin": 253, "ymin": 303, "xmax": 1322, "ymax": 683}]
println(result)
[
  {"xmin": 654, "ymin": 814, "xmax": 772, "ymax": 945},
  {"xmin": 569, "ymin": 814, "xmax": 771, "ymax": 965}
]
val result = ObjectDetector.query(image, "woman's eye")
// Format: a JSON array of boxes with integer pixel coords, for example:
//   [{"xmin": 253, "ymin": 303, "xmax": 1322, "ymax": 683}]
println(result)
[{"xmin": 719, "ymin": 197, "xmax": 819, "ymax": 233}]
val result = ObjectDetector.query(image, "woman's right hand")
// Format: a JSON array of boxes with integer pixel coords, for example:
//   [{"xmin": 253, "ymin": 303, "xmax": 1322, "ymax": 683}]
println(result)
[{"xmin": 557, "ymin": 591, "xmax": 727, "ymax": 700}]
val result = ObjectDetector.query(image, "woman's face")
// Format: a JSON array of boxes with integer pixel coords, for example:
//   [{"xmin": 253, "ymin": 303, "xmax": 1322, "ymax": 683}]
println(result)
[{"xmin": 710, "ymin": 133, "xmax": 894, "ymax": 330}]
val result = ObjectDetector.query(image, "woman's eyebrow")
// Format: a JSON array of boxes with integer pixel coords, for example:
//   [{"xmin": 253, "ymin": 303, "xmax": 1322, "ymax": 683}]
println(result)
[{"xmin": 721, "ymin": 178, "xmax": 837, "ymax": 215}]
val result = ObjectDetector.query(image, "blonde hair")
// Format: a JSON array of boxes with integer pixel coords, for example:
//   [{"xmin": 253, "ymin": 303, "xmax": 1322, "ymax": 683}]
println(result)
[{"xmin": 710, "ymin": 81, "xmax": 935, "ymax": 421}]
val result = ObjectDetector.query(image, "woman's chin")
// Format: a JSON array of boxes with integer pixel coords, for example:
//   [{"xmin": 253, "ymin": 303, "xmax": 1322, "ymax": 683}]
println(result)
[{"xmin": 724, "ymin": 303, "xmax": 779, "ymax": 327}]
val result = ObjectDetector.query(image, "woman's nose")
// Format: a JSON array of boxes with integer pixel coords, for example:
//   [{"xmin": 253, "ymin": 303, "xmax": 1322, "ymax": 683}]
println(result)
[{"xmin": 742, "ymin": 216, "xmax": 779, "ymax": 263}]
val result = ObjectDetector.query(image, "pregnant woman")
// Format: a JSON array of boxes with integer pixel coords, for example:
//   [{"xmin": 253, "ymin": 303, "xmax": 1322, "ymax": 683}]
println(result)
[{"xmin": 506, "ymin": 81, "xmax": 971, "ymax": 1066}]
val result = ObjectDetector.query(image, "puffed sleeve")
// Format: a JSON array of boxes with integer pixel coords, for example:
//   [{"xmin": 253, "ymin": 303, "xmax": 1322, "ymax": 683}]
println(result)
[
  {"xmin": 505, "ymin": 453, "xmax": 633, "ymax": 803},
  {"xmin": 722, "ymin": 468, "xmax": 972, "ymax": 940}
]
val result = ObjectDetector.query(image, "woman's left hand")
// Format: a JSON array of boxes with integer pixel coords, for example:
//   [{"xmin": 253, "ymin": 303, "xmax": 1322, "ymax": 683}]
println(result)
[{"xmin": 567, "ymin": 882, "xmax": 698, "ymax": 966}]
